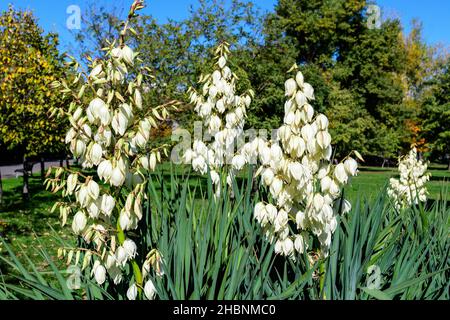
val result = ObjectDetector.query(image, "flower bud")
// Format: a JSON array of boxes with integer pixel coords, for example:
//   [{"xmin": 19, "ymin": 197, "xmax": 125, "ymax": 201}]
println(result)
[
  {"xmin": 111, "ymin": 47, "xmax": 122, "ymax": 59},
  {"xmin": 87, "ymin": 180, "xmax": 100, "ymax": 200},
  {"xmin": 122, "ymin": 46, "xmax": 134, "ymax": 66},
  {"xmin": 218, "ymin": 56, "xmax": 227, "ymax": 69},
  {"xmin": 282, "ymin": 238, "xmax": 294, "ymax": 256},
  {"xmin": 262, "ymin": 168, "xmax": 274, "ymax": 186},
  {"xmin": 313, "ymin": 194, "xmax": 324, "ymax": 211},
  {"xmin": 134, "ymin": 89, "xmax": 142, "ymax": 109},
  {"xmin": 295, "ymin": 71, "xmax": 304, "ymax": 87},
  {"xmin": 67, "ymin": 173, "xmax": 78, "ymax": 195},
  {"xmin": 303, "ymin": 82, "xmax": 315, "ymax": 100},
  {"xmin": 90, "ymin": 64, "xmax": 103, "ymax": 78},
  {"xmin": 149, "ymin": 153, "xmax": 157, "ymax": 171},
  {"xmin": 210, "ymin": 170, "xmax": 220, "ymax": 185},
  {"xmin": 316, "ymin": 114, "xmax": 329, "ymax": 130},
  {"xmin": 320, "ymin": 176, "xmax": 332, "ymax": 192},
  {"xmin": 270, "ymin": 177, "xmax": 283, "ymax": 197},
  {"xmin": 77, "ymin": 185, "xmax": 89, "ymax": 208},
  {"xmin": 316, "ymin": 131, "xmax": 331, "ymax": 149},
  {"xmin": 65, "ymin": 128, "xmax": 76, "ymax": 144}
]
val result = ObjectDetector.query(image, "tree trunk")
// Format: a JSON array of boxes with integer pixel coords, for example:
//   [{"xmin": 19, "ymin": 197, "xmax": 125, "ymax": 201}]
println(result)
[
  {"xmin": 66, "ymin": 155, "xmax": 70, "ymax": 169},
  {"xmin": 40, "ymin": 157, "xmax": 45, "ymax": 182},
  {"xmin": 23, "ymin": 157, "xmax": 29, "ymax": 201},
  {"xmin": 59, "ymin": 159, "xmax": 64, "ymax": 168},
  {"xmin": 448, "ymin": 159, "xmax": 450, "ymax": 171}
]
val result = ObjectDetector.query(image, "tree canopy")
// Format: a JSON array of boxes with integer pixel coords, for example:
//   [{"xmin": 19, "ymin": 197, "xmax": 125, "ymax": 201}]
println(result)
[{"xmin": 0, "ymin": 6, "xmax": 67, "ymax": 158}]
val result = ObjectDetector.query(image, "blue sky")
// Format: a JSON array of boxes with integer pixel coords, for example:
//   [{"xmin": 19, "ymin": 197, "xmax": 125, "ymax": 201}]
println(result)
[{"xmin": 1, "ymin": 0, "xmax": 449, "ymax": 52}]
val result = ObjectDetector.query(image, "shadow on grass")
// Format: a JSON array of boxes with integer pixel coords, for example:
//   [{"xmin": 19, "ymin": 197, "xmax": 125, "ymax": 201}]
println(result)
[{"xmin": 0, "ymin": 177, "xmax": 59, "ymax": 237}]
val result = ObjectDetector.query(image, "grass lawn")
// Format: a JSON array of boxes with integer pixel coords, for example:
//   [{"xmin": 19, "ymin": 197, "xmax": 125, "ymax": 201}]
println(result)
[
  {"xmin": 0, "ymin": 175, "xmax": 73, "ymax": 272},
  {"xmin": 345, "ymin": 164, "xmax": 450, "ymax": 203},
  {"xmin": 1, "ymin": 164, "xmax": 449, "ymax": 266}
]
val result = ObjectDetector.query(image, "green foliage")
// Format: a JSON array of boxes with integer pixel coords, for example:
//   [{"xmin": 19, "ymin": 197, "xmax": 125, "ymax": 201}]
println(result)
[
  {"xmin": 0, "ymin": 6, "xmax": 67, "ymax": 157},
  {"xmin": 421, "ymin": 60, "xmax": 450, "ymax": 163},
  {"xmin": 275, "ymin": 0, "xmax": 367, "ymax": 66},
  {"xmin": 1, "ymin": 166, "xmax": 448, "ymax": 300}
]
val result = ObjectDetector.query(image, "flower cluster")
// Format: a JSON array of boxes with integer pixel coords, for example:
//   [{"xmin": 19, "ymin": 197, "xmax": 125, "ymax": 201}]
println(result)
[
  {"xmin": 387, "ymin": 147, "xmax": 430, "ymax": 210},
  {"xmin": 47, "ymin": 1, "xmax": 169, "ymax": 299},
  {"xmin": 253, "ymin": 66, "xmax": 359, "ymax": 258},
  {"xmin": 185, "ymin": 42, "xmax": 253, "ymax": 196}
]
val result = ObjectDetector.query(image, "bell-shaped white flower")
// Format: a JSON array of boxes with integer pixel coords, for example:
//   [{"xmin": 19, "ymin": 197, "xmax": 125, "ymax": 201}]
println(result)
[
  {"xmin": 285, "ymin": 78, "xmax": 297, "ymax": 96},
  {"xmin": 126, "ymin": 283, "xmax": 138, "ymax": 300},
  {"xmin": 144, "ymin": 279, "xmax": 157, "ymax": 300},
  {"xmin": 344, "ymin": 158, "xmax": 358, "ymax": 176},
  {"xmin": 90, "ymin": 143, "xmax": 103, "ymax": 165},
  {"xmin": 93, "ymin": 261, "xmax": 106, "ymax": 285},
  {"xmin": 101, "ymin": 194, "xmax": 115, "ymax": 216},
  {"xmin": 98, "ymin": 160, "xmax": 113, "ymax": 181},
  {"xmin": 122, "ymin": 46, "xmax": 134, "ymax": 66},
  {"xmin": 110, "ymin": 167, "xmax": 125, "ymax": 187},
  {"xmin": 87, "ymin": 180, "xmax": 100, "ymax": 200},
  {"xmin": 334, "ymin": 163, "xmax": 348, "ymax": 184},
  {"xmin": 72, "ymin": 211, "xmax": 87, "ymax": 234},
  {"xmin": 123, "ymin": 239, "xmax": 137, "ymax": 259}
]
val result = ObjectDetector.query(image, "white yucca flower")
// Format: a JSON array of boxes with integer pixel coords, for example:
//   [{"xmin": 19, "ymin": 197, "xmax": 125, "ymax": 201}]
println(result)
[
  {"xmin": 387, "ymin": 147, "xmax": 430, "ymax": 210},
  {"xmin": 46, "ymin": 2, "xmax": 175, "ymax": 297},
  {"xmin": 252, "ymin": 66, "xmax": 359, "ymax": 258},
  {"xmin": 185, "ymin": 42, "xmax": 254, "ymax": 196}
]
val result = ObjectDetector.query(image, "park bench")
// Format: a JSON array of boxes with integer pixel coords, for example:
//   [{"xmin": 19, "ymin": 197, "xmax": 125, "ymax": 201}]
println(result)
[
  {"xmin": 13, "ymin": 157, "xmax": 71, "ymax": 200},
  {"xmin": 14, "ymin": 160, "xmax": 40, "ymax": 200}
]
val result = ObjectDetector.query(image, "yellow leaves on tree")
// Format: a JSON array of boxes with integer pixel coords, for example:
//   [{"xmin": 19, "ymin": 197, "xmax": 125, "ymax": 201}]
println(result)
[{"xmin": 0, "ymin": 6, "xmax": 66, "ymax": 157}]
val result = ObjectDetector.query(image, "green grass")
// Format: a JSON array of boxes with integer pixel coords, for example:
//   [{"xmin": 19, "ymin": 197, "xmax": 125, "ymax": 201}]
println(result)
[
  {"xmin": 1, "ymin": 164, "xmax": 449, "ymax": 268},
  {"xmin": 0, "ymin": 175, "xmax": 72, "ymax": 269},
  {"xmin": 1, "ymin": 164, "xmax": 448, "ymax": 300},
  {"xmin": 345, "ymin": 164, "xmax": 450, "ymax": 203}
]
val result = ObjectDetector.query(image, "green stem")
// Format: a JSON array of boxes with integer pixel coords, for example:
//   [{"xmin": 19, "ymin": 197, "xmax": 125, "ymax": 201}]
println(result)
[{"xmin": 319, "ymin": 260, "xmax": 326, "ymax": 300}]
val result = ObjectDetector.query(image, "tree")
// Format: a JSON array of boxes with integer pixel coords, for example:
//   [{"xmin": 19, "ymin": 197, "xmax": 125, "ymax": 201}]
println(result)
[
  {"xmin": 0, "ymin": 6, "xmax": 66, "ymax": 158},
  {"xmin": 421, "ymin": 60, "xmax": 450, "ymax": 168},
  {"xmin": 72, "ymin": 0, "xmax": 262, "ymax": 132},
  {"xmin": 275, "ymin": 0, "xmax": 367, "ymax": 67}
]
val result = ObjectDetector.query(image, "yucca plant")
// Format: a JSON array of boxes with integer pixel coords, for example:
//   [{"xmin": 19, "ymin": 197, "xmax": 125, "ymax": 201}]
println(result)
[
  {"xmin": 0, "ymin": 165, "xmax": 316, "ymax": 300},
  {"xmin": 139, "ymin": 164, "xmax": 317, "ymax": 300},
  {"xmin": 322, "ymin": 187, "xmax": 449, "ymax": 300},
  {"xmin": 2, "ymin": 166, "xmax": 448, "ymax": 300}
]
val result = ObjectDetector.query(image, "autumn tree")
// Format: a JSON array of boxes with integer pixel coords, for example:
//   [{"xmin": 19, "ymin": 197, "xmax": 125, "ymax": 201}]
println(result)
[{"xmin": 0, "ymin": 6, "xmax": 67, "ymax": 159}]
